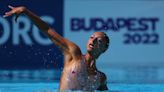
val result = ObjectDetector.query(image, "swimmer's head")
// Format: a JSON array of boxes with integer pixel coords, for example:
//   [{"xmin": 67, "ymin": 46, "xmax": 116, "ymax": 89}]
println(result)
[{"xmin": 86, "ymin": 32, "xmax": 110, "ymax": 58}]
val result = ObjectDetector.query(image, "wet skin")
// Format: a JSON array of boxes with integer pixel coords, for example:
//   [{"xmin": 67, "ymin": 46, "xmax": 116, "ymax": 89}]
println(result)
[{"xmin": 59, "ymin": 32, "xmax": 108, "ymax": 91}]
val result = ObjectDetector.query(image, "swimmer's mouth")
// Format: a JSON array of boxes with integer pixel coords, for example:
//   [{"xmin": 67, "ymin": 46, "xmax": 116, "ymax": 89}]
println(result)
[{"xmin": 89, "ymin": 44, "xmax": 94, "ymax": 48}]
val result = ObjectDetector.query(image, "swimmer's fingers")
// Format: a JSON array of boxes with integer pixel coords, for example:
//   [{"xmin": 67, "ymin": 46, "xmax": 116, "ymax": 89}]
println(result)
[
  {"xmin": 3, "ymin": 10, "xmax": 19, "ymax": 22},
  {"xmin": 8, "ymin": 5, "xmax": 15, "ymax": 9},
  {"xmin": 3, "ymin": 5, "xmax": 16, "ymax": 17},
  {"xmin": 3, "ymin": 5, "xmax": 26, "ymax": 22},
  {"xmin": 3, "ymin": 11, "xmax": 15, "ymax": 17}
]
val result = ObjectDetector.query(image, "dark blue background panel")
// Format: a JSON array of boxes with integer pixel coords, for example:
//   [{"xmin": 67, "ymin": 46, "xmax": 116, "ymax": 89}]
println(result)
[{"xmin": 0, "ymin": 0, "xmax": 64, "ymax": 70}]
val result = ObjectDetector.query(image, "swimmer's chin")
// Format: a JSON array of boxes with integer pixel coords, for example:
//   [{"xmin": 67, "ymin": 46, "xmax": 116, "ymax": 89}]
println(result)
[{"xmin": 87, "ymin": 47, "xmax": 94, "ymax": 53}]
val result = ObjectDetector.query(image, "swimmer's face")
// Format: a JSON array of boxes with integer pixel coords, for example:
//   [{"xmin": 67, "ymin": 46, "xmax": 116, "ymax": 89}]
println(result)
[{"xmin": 86, "ymin": 32, "xmax": 108, "ymax": 55}]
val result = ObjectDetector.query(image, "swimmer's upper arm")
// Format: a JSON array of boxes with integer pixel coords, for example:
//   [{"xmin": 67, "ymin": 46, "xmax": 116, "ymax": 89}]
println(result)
[
  {"xmin": 47, "ymin": 28, "xmax": 82, "ymax": 57},
  {"xmin": 47, "ymin": 28, "xmax": 69, "ymax": 51},
  {"xmin": 97, "ymin": 72, "xmax": 108, "ymax": 91}
]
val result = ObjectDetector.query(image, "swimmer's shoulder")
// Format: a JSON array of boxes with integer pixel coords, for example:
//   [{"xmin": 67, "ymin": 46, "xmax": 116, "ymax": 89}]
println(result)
[
  {"xmin": 97, "ymin": 71, "xmax": 108, "ymax": 91},
  {"xmin": 97, "ymin": 71, "xmax": 107, "ymax": 83}
]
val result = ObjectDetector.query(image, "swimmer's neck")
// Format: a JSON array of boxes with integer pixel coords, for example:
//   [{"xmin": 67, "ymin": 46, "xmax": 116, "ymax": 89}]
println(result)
[{"xmin": 84, "ymin": 53, "xmax": 96, "ymax": 68}]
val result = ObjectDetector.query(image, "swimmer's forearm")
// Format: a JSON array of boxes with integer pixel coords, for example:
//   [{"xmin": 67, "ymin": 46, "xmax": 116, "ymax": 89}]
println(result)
[
  {"xmin": 23, "ymin": 8, "xmax": 71, "ymax": 52},
  {"xmin": 23, "ymin": 8, "xmax": 64, "ymax": 45},
  {"xmin": 24, "ymin": 8, "xmax": 50, "ymax": 32}
]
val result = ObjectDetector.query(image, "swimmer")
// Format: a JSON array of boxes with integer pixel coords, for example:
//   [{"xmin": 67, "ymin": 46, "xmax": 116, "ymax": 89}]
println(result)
[{"xmin": 3, "ymin": 5, "xmax": 109, "ymax": 91}]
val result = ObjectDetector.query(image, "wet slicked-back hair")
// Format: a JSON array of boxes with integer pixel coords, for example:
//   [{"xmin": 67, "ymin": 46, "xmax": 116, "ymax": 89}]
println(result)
[{"xmin": 102, "ymin": 32, "xmax": 110, "ymax": 52}]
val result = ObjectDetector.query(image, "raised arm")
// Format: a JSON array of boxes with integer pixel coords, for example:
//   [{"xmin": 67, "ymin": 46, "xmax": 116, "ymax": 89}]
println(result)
[{"xmin": 3, "ymin": 5, "xmax": 81, "ymax": 57}]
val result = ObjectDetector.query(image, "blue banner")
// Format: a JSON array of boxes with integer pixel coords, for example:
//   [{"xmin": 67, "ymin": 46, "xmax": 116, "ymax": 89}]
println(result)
[{"xmin": 0, "ymin": 0, "xmax": 63, "ymax": 69}]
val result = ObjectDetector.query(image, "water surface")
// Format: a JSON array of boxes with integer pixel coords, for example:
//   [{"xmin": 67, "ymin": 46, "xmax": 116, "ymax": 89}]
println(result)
[{"xmin": 0, "ymin": 83, "xmax": 164, "ymax": 92}]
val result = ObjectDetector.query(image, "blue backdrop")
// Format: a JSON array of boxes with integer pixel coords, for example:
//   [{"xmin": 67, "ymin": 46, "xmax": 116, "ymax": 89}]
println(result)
[
  {"xmin": 0, "ymin": 0, "xmax": 164, "ymax": 83},
  {"xmin": 0, "ymin": 0, "xmax": 63, "ymax": 70}
]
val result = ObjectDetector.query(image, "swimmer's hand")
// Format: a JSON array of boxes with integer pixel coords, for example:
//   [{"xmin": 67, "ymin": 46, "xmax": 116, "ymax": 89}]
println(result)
[{"xmin": 3, "ymin": 5, "xmax": 26, "ymax": 22}]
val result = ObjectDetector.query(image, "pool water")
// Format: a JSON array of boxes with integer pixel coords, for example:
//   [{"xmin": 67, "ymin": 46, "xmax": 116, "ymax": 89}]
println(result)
[{"xmin": 0, "ymin": 83, "xmax": 164, "ymax": 92}]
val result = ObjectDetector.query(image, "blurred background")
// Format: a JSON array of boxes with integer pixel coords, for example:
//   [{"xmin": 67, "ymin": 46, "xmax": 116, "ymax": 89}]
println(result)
[{"xmin": 0, "ymin": 0, "xmax": 164, "ymax": 85}]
